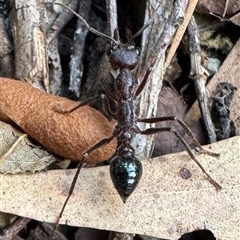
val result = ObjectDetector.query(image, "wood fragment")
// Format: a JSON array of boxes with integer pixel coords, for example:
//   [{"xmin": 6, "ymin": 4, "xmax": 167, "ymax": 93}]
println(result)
[
  {"xmin": 106, "ymin": 0, "xmax": 118, "ymax": 39},
  {"xmin": 68, "ymin": 0, "xmax": 92, "ymax": 98},
  {"xmin": 184, "ymin": 37, "xmax": 240, "ymax": 136},
  {"xmin": 134, "ymin": 0, "xmax": 189, "ymax": 159},
  {"xmin": 0, "ymin": 18, "xmax": 14, "ymax": 78},
  {"xmin": 12, "ymin": 0, "xmax": 49, "ymax": 91},
  {"xmin": 28, "ymin": 27, "xmax": 49, "ymax": 93},
  {"xmin": 165, "ymin": 0, "xmax": 199, "ymax": 68},
  {"xmin": 48, "ymin": 0, "xmax": 79, "ymax": 44},
  {"xmin": 188, "ymin": 16, "xmax": 217, "ymax": 143},
  {"xmin": 0, "ymin": 136, "xmax": 239, "ymax": 240},
  {"xmin": 0, "ymin": 217, "xmax": 31, "ymax": 240}
]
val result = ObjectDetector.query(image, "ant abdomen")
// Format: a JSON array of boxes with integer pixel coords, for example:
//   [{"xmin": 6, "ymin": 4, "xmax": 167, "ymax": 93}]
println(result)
[{"xmin": 110, "ymin": 155, "xmax": 142, "ymax": 203}]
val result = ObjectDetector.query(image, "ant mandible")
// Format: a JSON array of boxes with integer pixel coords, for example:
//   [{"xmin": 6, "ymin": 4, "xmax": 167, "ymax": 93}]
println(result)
[{"xmin": 53, "ymin": 2, "xmax": 221, "ymax": 230}]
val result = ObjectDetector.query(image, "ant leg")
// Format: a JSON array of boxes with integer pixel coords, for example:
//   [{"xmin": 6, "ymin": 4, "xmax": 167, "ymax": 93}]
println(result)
[
  {"xmin": 137, "ymin": 116, "xmax": 219, "ymax": 157},
  {"xmin": 132, "ymin": 19, "xmax": 153, "ymax": 40},
  {"xmin": 54, "ymin": 95, "xmax": 102, "ymax": 114},
  {"xmin": 101, "ymin": 78, "xmax": 117, "ymax": 101},
  {"xmin": 53, "ymin": 134, "xmax": 116, "ymax": 236},
  {"xmin": 138, "ymin": 126, "xmax": 222, "ymax": 190},
  {"xmin": 54, "ymin": 93, "xmax": 116, "ymax": 118},
  {"xmin": 101, "ymin": 94, "xmax": 116, "ymax": 118},
  {"xmin": 52, "ymin": 159, "xmax": 84, "ymax": 237},
  {"xmin": 134, "ymin": 68, "xmax": 152, "ymax": 98}
]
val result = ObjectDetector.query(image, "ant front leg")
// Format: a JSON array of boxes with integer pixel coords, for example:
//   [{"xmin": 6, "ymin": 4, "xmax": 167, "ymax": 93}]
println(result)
[
  {"xmin": 54, "ymin": 93, "xmax": 116, "ymax": 119},
  {"xmin": 136, "ymin": 117, "xmax": 222, "ymax": 190},
  {"xmin": 53, "ymin": 95, "xmax": 102, "ymax": 114}
]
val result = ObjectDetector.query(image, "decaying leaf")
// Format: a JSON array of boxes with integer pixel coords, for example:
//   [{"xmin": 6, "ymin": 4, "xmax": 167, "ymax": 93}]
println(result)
[
  {"xmin": 0, "ymin": 136, "xmax": 239, "ymax": 239},
  {"xmin": 0, "ymin": 78, "xmax": 116, "ymax": 164},
  {"xmin": 153, "ymin": 86, "xmax": 190, "ymax": 157},
  {"xmin": 0, "ymin": 120, "xmax": 57, "ymax": 174},
  {"xmin": 196, "ymin": 0, "xmax": 240, "ymax": 26}
]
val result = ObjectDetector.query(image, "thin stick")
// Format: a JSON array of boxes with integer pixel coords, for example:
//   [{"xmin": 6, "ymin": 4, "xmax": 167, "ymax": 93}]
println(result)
[
  {"xmin": 0, "ymin": 217, "xmax": 31, "ymax": 240},
  {"xmin": 106, "ymin": 0, "xmax": 118, "ymax": 40},
  {"xmin": 0, "ymin": 134, "xmax": 28, "ymax": 163},
  {"xmin": 48, "ymin": 0, "xmax": 79, "ymax": 44},
  {"xmin": 223, "ymin": 0, "xmax": 229, "ymax": 18},
  {"xmin": 188, "ymin": 16, "xmax": 217, "ymax": 143},
  {"xmin": 165, "ymin": 0, "xmax": 199, "ymax": 68}
]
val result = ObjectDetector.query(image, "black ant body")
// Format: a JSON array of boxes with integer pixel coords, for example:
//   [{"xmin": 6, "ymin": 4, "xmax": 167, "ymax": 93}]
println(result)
[
  {"xmin": 53, "ymin": 2, "xmax": 221, "ymax": 231},
  {"xmin": 106, "ymin": 43, "xmax": 143, "ymax": 202}
]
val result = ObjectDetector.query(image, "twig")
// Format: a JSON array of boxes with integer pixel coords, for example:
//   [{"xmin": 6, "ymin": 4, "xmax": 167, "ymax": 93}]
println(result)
[
  {"xmin": 164, "ymin": 0, "xmax": 199, "ymax": 68},
  {"xmin": 106, "ymin": 0, "xmax": 118, "ymax": 82},
  {"xmin": 106, "ymin": 0, "xmax": 118, "ymax": 40},
  {"xmin": 13, "ymin": 0, "xmax": 49, "ymax": 92},
  {"xmin": 47, "ymin": 0, "xmax": 79, "ymax": 44},
  {"xmin": 187, "ymin": 16, "xmax": 217, "ymax": 143},
  {"xmin": 139, "ymin": 0, "xmax": 189, "ymax": 82},
  {"xmin": 0, "ymin": 217, "xmax": 31, "ymax": 240},
  {"xmin": 133, "ymin": 0, "xmax": 189, "ymax": 160},
  {"xmin": 0, "ymin": 17, "xmax": 14, "ymax": 78},
  {"xmin": 68, "ymin": 0, "xmax": 92, "ymax": 98},
  {"xmin": 222, "ymin": 0, "xmax": 229, "ymax": 18}
]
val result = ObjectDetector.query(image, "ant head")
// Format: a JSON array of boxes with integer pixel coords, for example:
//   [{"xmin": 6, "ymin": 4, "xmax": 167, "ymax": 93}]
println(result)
[
  {"xmin": 53, "ymin": 3, "xmax": 142, "ymax": 72},
  {"xmin": 110, "ymin": 154, "xmax": 142, "ymax": 203},
  {"xmin": 108, "ymin": 44, "xmax": 140, "ymax": 70}
]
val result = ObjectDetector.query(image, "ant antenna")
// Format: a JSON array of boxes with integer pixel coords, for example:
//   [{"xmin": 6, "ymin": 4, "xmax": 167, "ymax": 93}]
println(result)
[
  {"xmin": 53, "ymin": 2, "xmax": 119, "ymax": 45},
  {"xmin": 132, "ymin": 19, "xmax": 153, "ymax": 40}
]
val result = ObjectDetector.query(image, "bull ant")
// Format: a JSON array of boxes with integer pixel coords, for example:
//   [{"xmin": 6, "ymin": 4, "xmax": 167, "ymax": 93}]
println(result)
[{"xmin": 53, "ymin": 2, "xmax": 221, "ymax": 231}]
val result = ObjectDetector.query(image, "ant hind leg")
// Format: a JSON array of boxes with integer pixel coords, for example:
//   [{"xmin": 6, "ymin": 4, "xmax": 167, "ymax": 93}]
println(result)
[
  {"xmin": 137, "ymin": 116, "xmax": 220, "ymax": 157},
  {"xmin": 137, "ymin": 122, "xmax": 222, "ymax": 190}
]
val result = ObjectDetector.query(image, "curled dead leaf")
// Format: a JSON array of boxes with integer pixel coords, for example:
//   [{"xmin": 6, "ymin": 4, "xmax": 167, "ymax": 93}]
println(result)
[
  {"xmin": 0, "ymin": 78, "xmax": 117, "ymax": 164},
  {"xmin": 0, "ymin": 120, "xmax": 57, "ymax": 174}
]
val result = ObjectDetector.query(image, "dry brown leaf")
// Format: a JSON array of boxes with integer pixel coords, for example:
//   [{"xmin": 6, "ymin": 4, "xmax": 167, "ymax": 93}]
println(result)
[
  {"xmin": 196, "ymin": 0, "xmax": 240, "ymax": 26},
  {"xmin": 0, "ymin": 120, "xmax": 57, "ymax": 174},
  {"xmin": 0, "ymin": 136, "xmax": 239, "ymax": 239},
  {"xmin": 153, "ymin": 86, "xmax": 190, "ymax": 157},
  {"xmin": 0, "ymin": 78, "xmax": 116, "ymax": 164}
]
